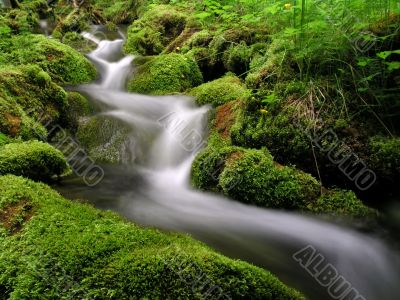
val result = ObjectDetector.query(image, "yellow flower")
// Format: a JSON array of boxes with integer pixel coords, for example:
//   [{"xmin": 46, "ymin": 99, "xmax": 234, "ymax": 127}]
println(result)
[
  {"xmin": 284, "ymin": 3, "xmax": 292, "ymax": 10},
  {"xmin": 260, "ymin": 109, "xmax": 268, "ymax": 114}
]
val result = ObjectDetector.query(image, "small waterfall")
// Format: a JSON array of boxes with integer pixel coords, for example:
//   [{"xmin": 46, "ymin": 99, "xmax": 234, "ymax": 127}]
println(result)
[{"xmin": 59, "ymin": 28, "xmax": 400, "ymax": 300}]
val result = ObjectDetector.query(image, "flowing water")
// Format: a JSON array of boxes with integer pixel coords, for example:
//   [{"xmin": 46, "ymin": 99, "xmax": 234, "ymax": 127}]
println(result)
[{"xmin": 56, "ymin": 28, "xmax": 400, "ymax": 300}]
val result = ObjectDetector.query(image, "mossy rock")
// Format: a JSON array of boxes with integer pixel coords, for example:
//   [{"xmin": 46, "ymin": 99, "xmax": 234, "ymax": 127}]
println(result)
[
  {"xmin": 192, "ymin": 145, "xmax": 321, "ymax": 209},
  {"xmin": 52, "ymin": 7, "xmax": 91, "ymax": 36},
  {"xmin": 124, "ymin": 5, "xmax": 188, "ymax": 55},
  {"xmin": 0, "ymin": 8, "xmax": 39, "ymax": 34},
  {"xmin": 0, "ymin": 96, "xmax": 46, "ymax": 140},
  {"xmin": 93, "ymin": 0, "xmax": 147, "ymax": 24},
  {"xmin": 185, "ymin": 46, "xmax": 220, "ymax": 81},
  {"xmin": 0, "ymin": 141, "xmax": 69, "ymax": 181},
  {"xmin": 0, "ymin": 34, "xmax": 96, "ymax": 84},
  {"xmin": 64, "ymin": 92, "xmax": 92, "ymax": 134},
  {"xmin": 181, "ymin": 30, "xmax": 213, "ymax": 50},
  {"xmin": 245, "ymin": 38, "xmax": 295, "ymax": 89},
  {"xmin": 222, "ymin": 42, "xmax": 253, "ymax": 75},
  {"xmin": 0, "ymin": 175, "xmax": 305, "ymax": 299},
  {"xmin": 77, "ymin": 116, "xmax": 132, "ymax": 164},
  {"xmin": 128, "ymin": 53, "xmax": 203, "ymax": 95},
  {"xmin": 369, "ymin": 136, "xmax": 400, "ymax": 178},
  {"xmin": 231, "ymin": 106, "xmax": 312, "ymax": 166},
  {"xmin": 0, "ymin": 65, "xmax": 69, "ymax": 131},
  {"xmin": 310, "ymin": 189, "xmax": 376, "ymax": 218},
  {"xmin": 189, "ymin": 74, "xmax": 250, "ymax": 107},
  {"xmin": 61, "ymin": 31, "xmax": 97, "ymax": 54}
]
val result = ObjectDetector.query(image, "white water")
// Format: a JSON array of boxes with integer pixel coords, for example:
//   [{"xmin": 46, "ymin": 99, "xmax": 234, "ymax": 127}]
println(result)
[{"xmin": 66, "ymin": 31, "xmax": 400, "ymax": 300}]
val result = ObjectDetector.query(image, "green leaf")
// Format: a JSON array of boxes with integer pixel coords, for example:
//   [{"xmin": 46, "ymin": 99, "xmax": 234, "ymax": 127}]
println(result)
[
  {"xmin": 377, "ymin": 51, "xmax": 392, "ymax": 60},
  {"xmin": 385, "ymin": 61, "xmax": 400, "ymax": 72},
  {"xmin": 357, "ymin": 57, "xmax": 371, "ymax": 67},
  {"xmin": 195, "ymin": 12, "xmax": 212, "ymax": 20}
]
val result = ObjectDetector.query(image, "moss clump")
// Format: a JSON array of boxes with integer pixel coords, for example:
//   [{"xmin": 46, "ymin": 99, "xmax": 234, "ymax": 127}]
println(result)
[
  {"xmin": 182, "ymin": 30, "xmax": 213, "ymax": 50},
  {"xmin": 94, "ymin": 0, "xmax": 146, "ymax": 24},
  {"xmin": 231, "ymin": 106, "xmax": 311, "ymax": 166},
  {"xmin": 0, "ymin": 141, "xmax": 69, "ymax": 181},
  {"xmin": 310, "ymin": 189, "xmax": 375, "ymax": 218},
  {"xmin": 77, "ymin": 116, "xmax": 131, "ymax": 164},
  {"xmin": 245, "ymin": 38, "xmax": 295, "ymax": 90},
  {"xmin": 129, "ymin": 53, "xmax": 203, "ymax": 95},
  {"xmin": 192, "ymin": 145, "xmax": 321, "ymax": 209},
  {"xmin": 64, "ymin": 92, "xmax": 92, "ymax": 133},
  {"xmin": 52, "ymin": 7, "xmax": 91, "ymax": 36},
  {"xmin": 185, "ymin": 46, "xmax": 216, "ymax": 81},
  {"xmin": 125, "ymin": 5, "xmax": 188, "ymax": 55},
  {"xmin": 189, "ymin": 74, "xmax": 250, "ymax": 106},
  {"xmin": 0, "ymin": 96, "xmax": 46, "ymax": 140},
  {"xmin": 0, "ymin": 34, "xmax": 96, "ymax": 84},
  {"xmin": 61, "ymin": 31, "xmax": 97, "ymax": 54},
  {"xmin": 0, "ymin": 65, "xmax": 68, "ymax": 130},
  {"xmin": 369, "ymin": 136, "xmax": 400, "ymax": 177},
  {"xmin": 222, "ymin": 42, "xmax": 253, "ymax": 75},
  {"xmin": 0, "ymin": 9, "xmax": 39, "ymax": 34},
  {"xmin": 0, "ymin": 175, "xmax": 305, "ymax": 299}
]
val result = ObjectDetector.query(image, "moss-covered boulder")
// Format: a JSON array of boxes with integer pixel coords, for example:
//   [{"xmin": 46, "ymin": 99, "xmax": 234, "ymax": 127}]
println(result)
[
  {"xmin": 192, "ymin": 144, "xmax": 321, "ymax": 209},
  {"xmin": 60, "ymin": 31, "xmax": 97, "ymax": 54},
  {"xmin": 245, "ymin": 38, "xmax": 295, "ymax": 89},
  {"xmin": 77, "ymin": 116, "xmax": 132, "ymax": 164},
  {"xmin": 0, "ymin": 96, "xmax": 46, "ymax": 139},
  {"xmin": 310, "ymin": 189, "xmax": 376, "ymax": 218},
  {"xmin": 0, "ymin": 34, "xmax": 96, "ymax": 84},
  {"xmin": 231, "ymin": 105, "xmax": 311, "ymax": 166},
  {"xmin": 94, "ymin": 0, "xmax": 145, "ymax": 24},
  {"xmin": 0, "ymin": 8, "xmax": 39, "ymax": 34},
  {"xmin": 189, "ymin": 74, "xmax": 250, "ymax": 106},
  {"xmin": 0, "ymin": 141, "xmax": 69, "ymax": 181},
  {"xmin": 124, "ymin": 5, "xmax": 189, "ymax": 56},
  {"xmin": 0, "ymin": 175, "xmax": 305, "ymax": 299},
  {"xmin": 128, "ymin": 53, "xmax": 203, "ymax": 95},
  {"xmin": 64, "ymin": 92, "xmax": 92, "ymax": 133},
  {"xmin": 0, "ymin": 64, "xmax": 79, "ymax": 138}
]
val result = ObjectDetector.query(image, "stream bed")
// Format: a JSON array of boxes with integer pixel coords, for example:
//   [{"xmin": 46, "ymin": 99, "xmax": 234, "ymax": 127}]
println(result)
[{"xmin": 56, "ymin": 27, "xmax": 400, "ymax": 300}]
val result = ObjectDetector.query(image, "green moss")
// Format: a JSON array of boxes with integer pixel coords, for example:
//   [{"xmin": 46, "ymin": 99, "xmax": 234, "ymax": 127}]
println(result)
[
  {"xmin": 0, "ymin": 175, "xmax": 305, "ymax": 299},
  {"xmin": 64, "ymin": 92, "xmax": 92, "ymax": 134},
  {"xmin": 185, "ymin": 46, "xmax": 217, "ymax": 81},
  {"xmin": 0, "ymin": 34, "xmax": 96, "ymax": 84},
  {"xmin": 0, "ymin": 65, "xmax": 68, "ymax": 130},
  {"xmin": 0, "ymin": 133, "xmax": 9, "ymax": 147},
  {"xmin": 0, "ymin": 96, "xmax": 46, "ymax": 140},
  {"xmin": 245, "ymin": 38, "xmax": 295, "ymax": 90},
  {"xmin": 181, "ymin": 29, "xmax": 213, "ymax": 51},
  {"xmin": 209, "ymin": 28, "xmax": 252, "ymax": 65},
  {"xmin": 222, "ymin": 42, "xmax": 252, "ymax": 75},
  {"xmin": 129, "ymin": 53, "xmax": 203, "ymax": 95},
  {"xmin": 189, "ymin": 74, "xmax": 250, "ymax": 106},
  {"xmin": 93, "ymin": 0, "xmax": 146, "ymax": 24},
  {"xmin": 192, "ymin": 145, "xmax": 321, "ymax": 209},
  {"xmin": 0, "ymin": 9, "xmax": 39, "ymax": 34},
  {"xmin": 369, "ymin": 136, "xmax": 400, "ymax": 177},
  {"xmin": 61, "ymin": 31, "xmax": 97, "ymax": 54},
  {"xmin": 52, "ymin": 8, "xmax": 91, "ymax": 35},
  {"xmin": 77, "ymin": 116, "xmax": 131, "ymax": 164},
  {"xmin": 124, "ymin": 5, "xmax": 188, "ymax": 55},
  {"xmin": 0, "ymin": 141, "xmax": 69, "ymax": 181},
  {"xmin": 231, "ymin": 106, "xmax": 311, "ymax": 165},
  {"xmin": 310, "ymin": 189, "xmax": 375, "ymax": 218}
]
